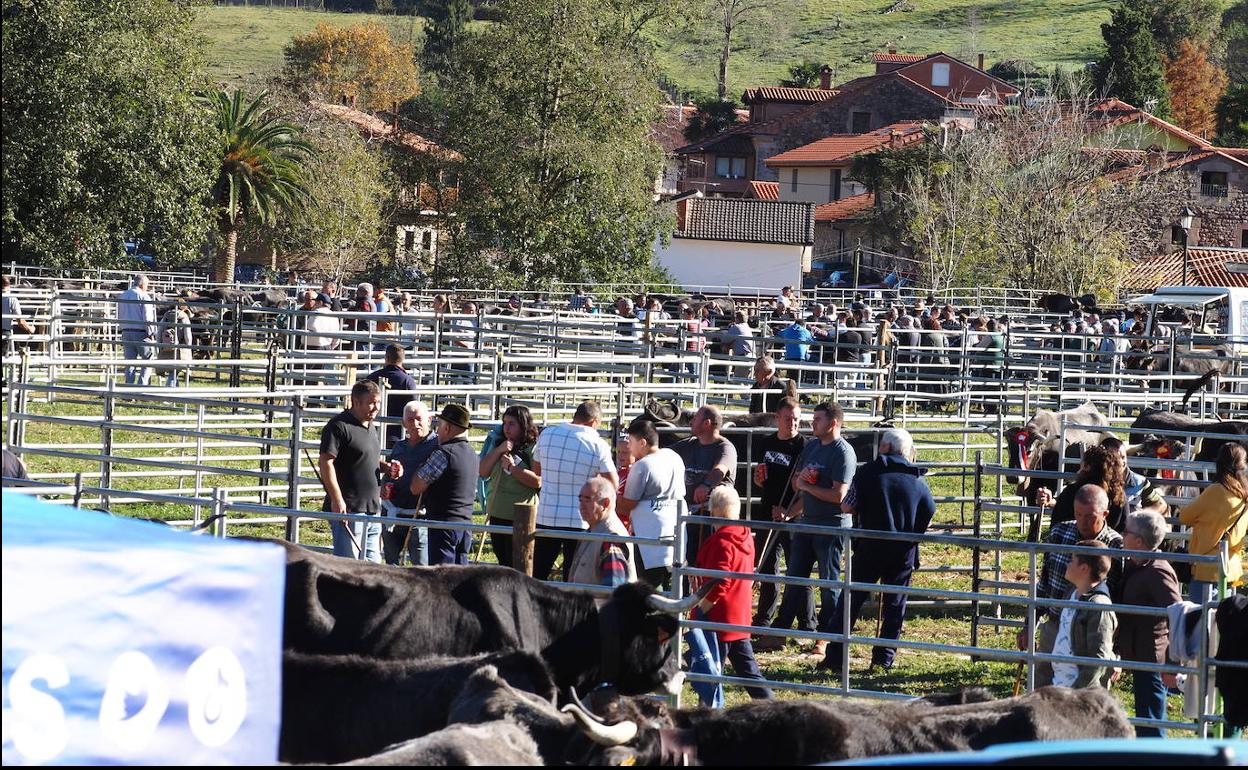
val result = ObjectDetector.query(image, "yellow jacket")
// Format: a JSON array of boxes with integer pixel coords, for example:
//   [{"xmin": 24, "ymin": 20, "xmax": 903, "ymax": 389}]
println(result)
[{"xmin": 1179, "ymin": 483, "xmax": 1247, "ymax": 585}]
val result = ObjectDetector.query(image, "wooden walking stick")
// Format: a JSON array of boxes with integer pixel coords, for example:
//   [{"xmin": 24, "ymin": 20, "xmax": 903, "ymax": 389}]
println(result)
[
  {"xmin": 397, "ymin": 492, "xmax": 424, "ymax": 565},
  {"xmin": 305, "ymin": 446, "xmax": 363, "ymax": 557}
]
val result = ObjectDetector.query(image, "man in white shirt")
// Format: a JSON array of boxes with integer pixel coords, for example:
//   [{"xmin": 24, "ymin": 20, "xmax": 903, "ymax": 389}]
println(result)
[
  {"xmin": 531, "ymin": 400, "xmax": 618, "ymax": 581},
  {"xmin": 306, "ymin": 293, "xmax": 341, "ymax": 351},
  {"xmin": 116, "ymin": 274, "xmax": 158, "ymax": 385}
]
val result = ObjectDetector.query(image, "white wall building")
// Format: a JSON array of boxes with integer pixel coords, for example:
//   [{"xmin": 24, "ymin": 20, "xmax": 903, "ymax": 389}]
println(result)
[{"xmin": 654, "ymin": 195, "xmax": 815, "ymax": 291}]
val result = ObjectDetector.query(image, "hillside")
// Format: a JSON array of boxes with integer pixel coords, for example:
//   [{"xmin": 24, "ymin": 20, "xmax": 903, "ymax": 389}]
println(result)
[{"xmin": 196, "ymin": 1, "xmax": 1120, "ymax": 96}]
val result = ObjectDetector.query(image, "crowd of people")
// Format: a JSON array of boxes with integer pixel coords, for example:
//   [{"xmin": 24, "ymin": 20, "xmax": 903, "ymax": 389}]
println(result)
[{"xmin": 315, "ymin": 354, "xmax": 1246, "ymax": 721}]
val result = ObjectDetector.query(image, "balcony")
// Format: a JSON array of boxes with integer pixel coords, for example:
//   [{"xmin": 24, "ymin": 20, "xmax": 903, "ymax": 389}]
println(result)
[{"xmin": 1200, "ymin": 183, "xmax": 1229, "ymax": 199}]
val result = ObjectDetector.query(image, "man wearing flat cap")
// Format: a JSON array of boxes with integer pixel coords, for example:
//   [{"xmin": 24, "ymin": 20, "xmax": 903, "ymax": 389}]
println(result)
[{"xmin": 409, "ymin": 403, "xmax": 480, "ymax": 565}]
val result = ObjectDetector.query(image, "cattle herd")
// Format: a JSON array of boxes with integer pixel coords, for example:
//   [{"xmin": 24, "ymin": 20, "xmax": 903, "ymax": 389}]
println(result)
[{"xmin": 266, "ymin": 540, "xmax": 1138, "ymax": 765}]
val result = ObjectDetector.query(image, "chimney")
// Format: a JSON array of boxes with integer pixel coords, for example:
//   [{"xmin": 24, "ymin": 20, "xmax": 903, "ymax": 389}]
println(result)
[
  {"xmin": 888, "ymin": 46, "xmax": 897, "ymax": 54},
  {"xmin": 820, "ymin": 65, "xmax": 832, "ymax": 90},
  {"xmin": 889, "ymin": 129, "xmax": 903, "ymax": 148},
  {"xmin": 978, "ymin": 53, "xmax": 985, "ymax": 70}
]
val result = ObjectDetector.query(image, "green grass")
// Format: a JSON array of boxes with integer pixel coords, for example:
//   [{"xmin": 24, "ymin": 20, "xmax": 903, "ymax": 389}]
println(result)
[
  {"xmin": 195, "ymin": 6, "xmax": 426, "ymax": 87},
  {"xmin": 194, "ymin": 1, "xmax": 1125, "ymax": 97}
]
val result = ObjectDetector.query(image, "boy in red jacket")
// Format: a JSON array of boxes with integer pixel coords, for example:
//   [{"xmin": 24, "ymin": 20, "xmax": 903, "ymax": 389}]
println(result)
[{"xmin": 694, "ymin": 486, "xmax": 774, "ymax": 702}]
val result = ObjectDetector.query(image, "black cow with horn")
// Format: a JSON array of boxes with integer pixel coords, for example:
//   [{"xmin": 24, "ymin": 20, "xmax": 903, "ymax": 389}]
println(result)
[{"xmin": 272, "ymin": 540, "xmax": 717, "ymax": 697}]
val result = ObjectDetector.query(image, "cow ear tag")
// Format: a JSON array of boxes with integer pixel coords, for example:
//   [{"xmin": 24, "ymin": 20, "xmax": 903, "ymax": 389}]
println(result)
[{"xmin": 617, "ymin": 754, "xmax": 638, "ymax": 766}]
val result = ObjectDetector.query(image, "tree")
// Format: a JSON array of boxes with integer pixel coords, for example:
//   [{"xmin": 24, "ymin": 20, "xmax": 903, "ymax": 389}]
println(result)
[
  {"xmin": 852, "ymin": 102, "xmax": 1179, "ymax": 294},
  {"xmin": 1095, "ymin": 3, "xmax": 1171, "ymax": 118},
  {"xmin": 284, "ymin": 22, "xmax": 421, "ymax": 112},
  {"xmin": 781, "ymin": 59, "xmax": 823, "ymax": 88},
  {"xmin": 210, "ymin": 90, "xmax": 313, "ymax": 282},
  {"xmin": 1223, "ymin": 0, "xmax": 1248, "ymax": 86},
  {"xmin": 1215, "ymin": 84, "xmax": 1248, "ymax": 146},
  {"xmin": 702, "ymin": 0, "xmax": 792, "ymax": 100},
  {"xmin": 1137, "ymin": 0, "xmax": 1222, "ymax": 58},
  {"xmin": 422, "ymin": 0, "xmax": 473, "ymax": 86},
  {"xmin": 2, "ymin": 0, "xmax": 216, "ymax": 269},
  {"xmin": 1163, "ymin": 39, "xmax": 1227, "ymax": 138},
  {"xmin": 441, "ymin": 0, "xmax": 668, "ymax": 286},
  {"xmin": 250, "ymin": 102, "xmax": 392, "ymax": 283},
  {"xmin": 683, "ymin": 98, "xmax": 742, "ymax": 141}
]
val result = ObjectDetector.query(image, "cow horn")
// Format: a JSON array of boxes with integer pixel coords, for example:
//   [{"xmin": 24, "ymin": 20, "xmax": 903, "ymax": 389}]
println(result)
[
  {"xmin": 645, "ymin": 579, "xmax": 722, "ymax": 614},
  {"xmin": 561, "ymin": 701, "xmax": 638, "ymax": 747}
]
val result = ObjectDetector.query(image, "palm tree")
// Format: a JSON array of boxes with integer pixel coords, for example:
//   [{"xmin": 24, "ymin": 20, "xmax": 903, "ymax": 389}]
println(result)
[{"xmin": 210, "ymin": 89, "xmax": 312, "ymax": 282}]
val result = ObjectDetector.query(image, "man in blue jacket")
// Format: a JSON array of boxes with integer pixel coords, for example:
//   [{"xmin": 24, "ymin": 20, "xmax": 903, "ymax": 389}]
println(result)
[{"xmin": 819, "ymin": 427, "xmax": 935, "ymax": 673}]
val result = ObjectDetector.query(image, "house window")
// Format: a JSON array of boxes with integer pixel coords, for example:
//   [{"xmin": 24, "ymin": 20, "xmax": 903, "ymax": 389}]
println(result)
[
  {"xmin": 851, "ymin": 111, "xmax": 871, "ymax": 134},
  {"xmin": 932, "ymin": 62, "xmax": 950, "ymax": 87},
  {"xmin": 790, "ymin": 169, "xmax": 799, "ymax": 192},
  {"xmin": 1200, "ymin": 171, "xmax": 1229, "ymax": 198},
  {"xmin": 830, "ymin": 168, "xmax": 842, "ymax": 202},
  {"xmin": 422, "ymin": 230, "xmax": 433, "ymax": 250},
  {"xmin": 716, "ymin": 156, "xmax": 747, "ymax": 179},
  {"xmin": 1241, "ymin": 229, "xmax": 1247, "ymax": 249},
  {"xmin": 404, "ymin": 229, "xmax": 417, "ymax": 252}
]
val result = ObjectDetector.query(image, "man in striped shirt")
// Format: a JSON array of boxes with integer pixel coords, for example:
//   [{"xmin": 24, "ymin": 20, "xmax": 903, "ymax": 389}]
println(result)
[{"xmin": 532, "ymin": 401, "xmax": 618, "ymax": 581}]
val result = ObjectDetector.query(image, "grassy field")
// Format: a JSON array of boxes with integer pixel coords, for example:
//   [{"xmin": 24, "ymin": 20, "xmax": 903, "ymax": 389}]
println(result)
[{"xmin": 194, "ymin": 1, "xmax": 1123, "ymax": 97}]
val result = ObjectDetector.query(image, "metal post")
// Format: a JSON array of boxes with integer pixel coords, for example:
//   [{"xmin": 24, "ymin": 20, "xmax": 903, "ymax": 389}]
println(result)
[
  {"xmin": 970, "ymin": 451, "xmax": 983, "ymax": 648},
  {"xmin": 1025, "ymin": 547, "xmax": 1037, "ymax": 692},
  {"xmin": 212, "ymin": 487, "xmax": 228, "ymax": 539},
  {"xmin": 840, "ymin": 527, "xmax": 853, "ymax": 692},
  {"xmin": 100, "ymin": 380, "xmax": 115, "ymax": 512},
  {"xmin": 286, "ymin": 395, "xmax": 304, "ymax": 542}
]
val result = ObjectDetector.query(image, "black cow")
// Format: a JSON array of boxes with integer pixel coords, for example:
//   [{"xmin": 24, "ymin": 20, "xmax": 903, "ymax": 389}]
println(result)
[
  {"xmin": 273, "ymin": 540, "xmax": 714, "ymax": 697},
  {"xmin": 1216, "ymin": 595, "xmax": 1248, "ymax": 732},
  {"xmin": 1129, "ymin": 409, "xmax": 1248, "ymax": 465},
  {"xmin": 280, "ymin": 651, "xmax": 556, "ymax": 764},
  {"xmin": 566, "ymin": 686, "xmax": 1133, "ymax": 765},
  {"xmin": 253, "ymin": 288, "xmax": 291, "ymax": 308},
  {"xmin": 329, "ymin": 721, "xmax": 544, "ymax": 766}
]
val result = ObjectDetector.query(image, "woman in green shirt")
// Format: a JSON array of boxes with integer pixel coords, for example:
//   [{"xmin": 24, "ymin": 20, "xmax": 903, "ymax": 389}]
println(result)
[{"xmin": 479, "ymin": 405, "xmax": 541, "ymax": 567}]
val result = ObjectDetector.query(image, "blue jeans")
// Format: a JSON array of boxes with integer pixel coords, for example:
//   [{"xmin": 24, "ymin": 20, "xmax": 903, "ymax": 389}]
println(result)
[
  {"xmin": 429, "ymin": 526, "xmax": 471, "ymax": 565},
  {"xmin": 121, "ymin": 330, "xmax": 153, "ymax": 385},
  {"xmin": 774, "ymin": 515, "xmax": 850, "ymax": 633},
  {"xmin": 1132, "ymin": 669, "xmax": 1168, "ymax": 737},
  {"xmin": 380, "ymin": 501, "xmax": 428, "ymax": 566},
  {"xmin": 331, "ymin": 511, "xmax": 382, "ymax": 562}
]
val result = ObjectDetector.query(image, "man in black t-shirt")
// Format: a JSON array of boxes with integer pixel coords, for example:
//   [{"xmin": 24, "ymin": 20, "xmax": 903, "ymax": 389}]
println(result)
[
  {"xmin": 319, "ymin": 380, "xmax": 402, "ymax": 562},
  {"xmin": 749, "ymin": 397, "xmax": 811, "ymax": 632},
  {"xmin": 365, "ymin": 344, "xmax": 419, "ymax": 444},
  {"xmin": 748, "ymin": 356, "xmax": 791, "ymax": 415}
]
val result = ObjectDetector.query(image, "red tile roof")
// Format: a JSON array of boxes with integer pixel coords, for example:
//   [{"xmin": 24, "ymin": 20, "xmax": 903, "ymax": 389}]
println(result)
[
  {"xmin": 313, "ymin": 102, "xmax": 461, "ymax": 160},
  {"xmin": 1090, "ymin": 147, "xmax": 1248, "ymax": 182},
  {"xmin": 814, "ymin": 192, "xmax": 876, "ymax": 222},
  {"xmin": 1075, "ymin": 98, "xmax": 1211, "ymax": 149},
  {"xmin": 765, "ymin": 122, "xmax": 927, "ymax": 167},
  {"xmin": 1125, "ymin": 248, "xmax": 1248, "ymax": 290},
  {"xmin": 742, "ymin": 86, "xmax": 840, "ymax": 103},
  {"xmin": 748, "ymin": 180, "xmax": 780, "ymax": 200},
  {"xmin": 874, "ymin": 52, "xmax": 927, "ymax": 64}
]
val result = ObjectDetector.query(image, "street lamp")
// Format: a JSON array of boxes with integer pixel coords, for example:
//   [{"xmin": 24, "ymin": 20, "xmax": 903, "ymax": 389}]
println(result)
[{"xmin": 1178, "ymin": 205, "xmax": 1196, "ymax": 285}]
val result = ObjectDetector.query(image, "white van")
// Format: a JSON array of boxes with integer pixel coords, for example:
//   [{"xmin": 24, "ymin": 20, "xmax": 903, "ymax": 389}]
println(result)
[{"xmin": 1128, "ymin": 286, "xmax": 1248, "ymax": 355}]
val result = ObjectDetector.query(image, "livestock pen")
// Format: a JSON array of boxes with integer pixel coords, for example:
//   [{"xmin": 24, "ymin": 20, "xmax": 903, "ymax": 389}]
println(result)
[{"xmin": 2, "ymin": 281, "xmax": 1245, "ymax": 737}]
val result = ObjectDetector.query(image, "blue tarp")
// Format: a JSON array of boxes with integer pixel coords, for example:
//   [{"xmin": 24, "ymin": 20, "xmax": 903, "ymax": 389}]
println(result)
[{"xmin": 1, "ymin": 494, "xmax": 285, "ymax": 765}]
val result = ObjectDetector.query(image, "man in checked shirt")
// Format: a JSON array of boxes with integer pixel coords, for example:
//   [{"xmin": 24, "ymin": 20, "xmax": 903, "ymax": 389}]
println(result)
[{"xmin": 1017, "ymin": 484, "xmax": 1124, "ymax": 685}]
